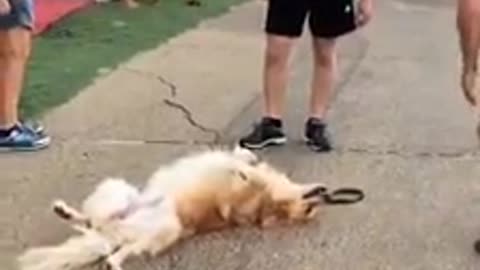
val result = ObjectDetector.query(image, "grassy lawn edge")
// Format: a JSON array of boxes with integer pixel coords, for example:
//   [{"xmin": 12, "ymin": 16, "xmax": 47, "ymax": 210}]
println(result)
[{"xmin": 22, "ymin": 0, "xmax": 247, "ymax": 118}]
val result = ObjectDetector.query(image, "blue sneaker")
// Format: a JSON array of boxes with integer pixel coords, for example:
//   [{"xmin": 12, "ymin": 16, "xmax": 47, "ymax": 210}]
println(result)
[
  {"xmin": 19, "ymin": 119, "xmax": 45, "ymax": 134},
  {"xmin": 0, "ymin": 124, "xmax": 51, "ymax": 152}
]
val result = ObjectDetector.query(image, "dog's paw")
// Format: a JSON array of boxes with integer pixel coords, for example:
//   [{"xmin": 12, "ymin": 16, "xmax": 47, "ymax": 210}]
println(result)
[
  {"xmin": 52, "ymin": 200, "xmax": 73, "ymax": 220},
  {"xmin": 52, "ymin": 199, "xmax": 66, "ymax": 209},
  {"xmin": 106, "ymin": 256, "xmax": 124, "ymax": 270}
]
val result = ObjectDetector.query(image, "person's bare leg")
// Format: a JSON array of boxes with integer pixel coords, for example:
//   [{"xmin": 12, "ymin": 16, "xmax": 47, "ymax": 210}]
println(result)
[
  {"xmin": 303, "ymin": 37, "xmax": 337, "ymax": 152},
  {"xmin": 238, "ymin": 34, "xmax": 295, "ymax": 149},
  {"xmin": 0, "ymin": 27, "xmax": 30, "ymax": 129},
  {"xmin": 309, "ymin": 38, "xmax": 337, "ymax": 119},
  {"xmin": 457, "ymin": 0, "xmax": 480, "ymax": 105},
  {"xmin": 262, "ymin": 34, "xmax": 296, "ymax": 119}
]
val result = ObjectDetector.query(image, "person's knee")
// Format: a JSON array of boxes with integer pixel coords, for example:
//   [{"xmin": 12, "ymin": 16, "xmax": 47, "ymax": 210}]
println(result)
[
  {"xmin": 265, "ymin": 35, "xmax": 294, "ymax": 69},
  {"xmin": 313, "ymin": 40, "xmax": 336, "ymax": 68}
]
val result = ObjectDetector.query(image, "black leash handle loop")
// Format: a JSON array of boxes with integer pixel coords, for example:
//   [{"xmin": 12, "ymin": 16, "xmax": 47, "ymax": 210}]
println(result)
[{"xmin": 321, "ymin": 188, "xmax": 365, "ymax": 205}]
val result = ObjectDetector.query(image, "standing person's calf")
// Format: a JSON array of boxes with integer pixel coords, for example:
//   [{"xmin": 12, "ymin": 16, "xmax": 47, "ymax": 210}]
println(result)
[{"xmin": 457, "ymin": 0, "xmax": 480, "ymax": 107}]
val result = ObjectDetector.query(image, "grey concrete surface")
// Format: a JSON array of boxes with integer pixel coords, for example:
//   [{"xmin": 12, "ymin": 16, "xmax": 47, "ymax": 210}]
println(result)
[{"xmin": 2, "ymin": 0, "xmax": 480, "ymax": 269}]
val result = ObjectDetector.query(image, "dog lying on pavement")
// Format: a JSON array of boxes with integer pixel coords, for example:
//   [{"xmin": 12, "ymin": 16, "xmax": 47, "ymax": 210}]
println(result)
[{"xmin": 17, "ymin": 146, "xmax": 362, "ymax": 270}]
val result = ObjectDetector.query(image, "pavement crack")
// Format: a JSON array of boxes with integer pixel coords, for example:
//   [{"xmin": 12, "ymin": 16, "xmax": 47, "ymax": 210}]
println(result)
[
  {"xmin": 122, "ymin": 67, "xmax": 177, "ymax": 96},
  {"xmin": 163, "ymin": 98, "xmax": 221, "ymax": 143},
  {"xmin": 122, "ymin": 66, "xmax": 221, "ymax": 144},
  {"xmin": 156, "ymin": 74, "xmax": 177, "ymax": 97}
]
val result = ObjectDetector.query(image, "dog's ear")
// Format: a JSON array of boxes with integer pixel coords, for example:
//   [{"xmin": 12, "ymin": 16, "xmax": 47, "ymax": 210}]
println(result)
[
  {"xmin": 238, "ymin": 170, "xmax": 248, "ymax": 181},
  {"xmin": 226, "ymin": 167, "xmax": 247, "ymax": 181},
  {"xmin": 231, "ymin": 167, "xmax": 267, "ymax": 189}
]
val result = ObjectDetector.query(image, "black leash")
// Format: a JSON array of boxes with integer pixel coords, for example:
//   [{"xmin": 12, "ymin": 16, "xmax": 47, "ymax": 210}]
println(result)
[{"xmin": 320, "ymin": 187, "xmax": 365, "ymax": 205}]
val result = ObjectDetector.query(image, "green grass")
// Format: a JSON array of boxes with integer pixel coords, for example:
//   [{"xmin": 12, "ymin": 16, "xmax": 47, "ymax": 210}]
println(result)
[{"xmin": 21, "ymin": 0, "xmax": 246, "ymax": 118}]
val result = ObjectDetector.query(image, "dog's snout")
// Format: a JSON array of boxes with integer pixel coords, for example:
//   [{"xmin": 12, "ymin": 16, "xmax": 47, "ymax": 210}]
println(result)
[{"xmin": 302, "ymin": 186, "xmax": 327, "ymax": 199}]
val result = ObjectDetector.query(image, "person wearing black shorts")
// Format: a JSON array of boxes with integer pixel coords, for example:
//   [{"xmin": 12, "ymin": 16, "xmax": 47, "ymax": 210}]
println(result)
[{"xmin": 239, "ymin": 0, "xmax": 373, "ymax": 152}]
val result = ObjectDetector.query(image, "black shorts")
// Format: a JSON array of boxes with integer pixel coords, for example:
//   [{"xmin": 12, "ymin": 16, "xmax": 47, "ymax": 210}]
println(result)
[{"xmin": 265, "ymin": 0, "xmax": 357, "ymax": 38}]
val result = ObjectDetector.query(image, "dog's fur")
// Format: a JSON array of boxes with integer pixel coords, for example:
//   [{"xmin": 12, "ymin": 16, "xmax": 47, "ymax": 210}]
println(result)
[{"xmin": 17, "ymin": 147, "xmax": 326, "ymax": 270}]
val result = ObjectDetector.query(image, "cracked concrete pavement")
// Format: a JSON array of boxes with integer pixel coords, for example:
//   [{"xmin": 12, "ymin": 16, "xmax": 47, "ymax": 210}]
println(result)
[{"xmin": 2, "ymin": 0, "xmax": 480, "ymax": 269}]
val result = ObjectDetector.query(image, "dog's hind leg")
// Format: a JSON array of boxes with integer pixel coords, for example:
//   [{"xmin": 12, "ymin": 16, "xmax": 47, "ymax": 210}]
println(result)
[
  {"xmin": 106, "ymin": 234, "xmax": 181, "ymax": 270},
  {"xmin": 106, "ymin": 219, "xmax": 183, "ymax": 269},
  {"xmin": 106, "ymin": 239, "xmax": 157, "ymax": 270}
]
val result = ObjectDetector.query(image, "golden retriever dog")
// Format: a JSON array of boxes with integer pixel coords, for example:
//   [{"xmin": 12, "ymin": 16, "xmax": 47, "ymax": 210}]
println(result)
[{"xmin": 17, "ymin": 146, "xmax": 347, "ymax": 270}]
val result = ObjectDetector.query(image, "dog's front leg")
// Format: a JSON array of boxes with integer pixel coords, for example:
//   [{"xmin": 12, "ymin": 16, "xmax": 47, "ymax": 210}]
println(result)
[{"xmin": 106, "ymin": 240, "xmax": 149, "ymax": 270}]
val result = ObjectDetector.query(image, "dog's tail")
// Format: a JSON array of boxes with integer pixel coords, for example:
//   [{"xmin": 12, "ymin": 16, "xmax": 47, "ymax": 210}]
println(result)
[{"xmin": 17, "ymin": 229, "xmax": 113, "ymax": 270}]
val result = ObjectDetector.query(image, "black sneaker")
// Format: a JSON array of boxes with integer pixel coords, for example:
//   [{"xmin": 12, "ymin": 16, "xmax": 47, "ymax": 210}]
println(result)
[
  {"xmin": 239, "ymin": 117, "xmax": 287, "ymax": 149},
  {"xmin": 305, "ymin": 118, "xmax": 333, "ymax": 152}
]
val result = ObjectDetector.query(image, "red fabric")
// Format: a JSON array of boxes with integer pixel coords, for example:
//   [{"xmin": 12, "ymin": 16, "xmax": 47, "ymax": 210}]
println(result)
[{"xmin": 34, "ymin": 0, "xmax": 93, "ymax": 35}]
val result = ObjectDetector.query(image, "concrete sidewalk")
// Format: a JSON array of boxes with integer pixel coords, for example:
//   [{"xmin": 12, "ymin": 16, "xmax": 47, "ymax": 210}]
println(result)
[{"xmin": 2, "ymin": 0, "xmax": 480, "ymax": 269}]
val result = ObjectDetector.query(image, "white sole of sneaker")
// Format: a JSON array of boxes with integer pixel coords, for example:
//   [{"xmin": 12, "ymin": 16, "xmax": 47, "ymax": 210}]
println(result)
[
  {"xmin": 240, "ymin": 137, "xmax": 287, "ymax": 150},
  {"xmin": 303, "ymin": 136, "xmax": 333, "ymax": 152},
  {"xmin": 0, "ymin": 136, "xmax": 51, "ymax": 152}
]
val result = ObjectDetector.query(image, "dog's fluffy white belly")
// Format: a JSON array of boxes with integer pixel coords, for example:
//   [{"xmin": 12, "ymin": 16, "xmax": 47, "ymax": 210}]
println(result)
[
  {"xmin": 82, "ymin": 178, "xmax": 141, "ymax": 222},
  {"xmin": 121, "ymin": 198, "xmax": 176, "ymax": 233}
]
